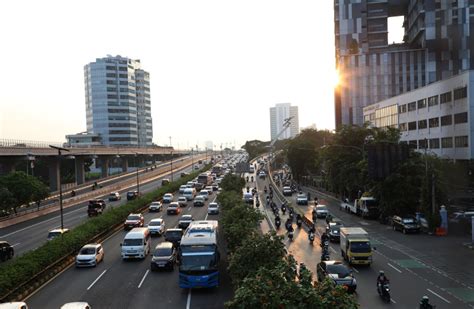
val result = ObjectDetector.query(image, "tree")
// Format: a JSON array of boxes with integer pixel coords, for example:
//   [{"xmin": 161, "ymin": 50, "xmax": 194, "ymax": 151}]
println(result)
[
  {"xmin": 0, "ymin": 187, "xmax": 16, "ymax": 215},
  {"xmin": 0, "ymin": 172, "xmax": 49, "ymax": 213},
  {"xmin": 242, "ymin": 140, "xmax": 269, "ymax": 160},
  {"xmin": 220, "ymin": 174, "xmax": 245, "ymax": 194}
]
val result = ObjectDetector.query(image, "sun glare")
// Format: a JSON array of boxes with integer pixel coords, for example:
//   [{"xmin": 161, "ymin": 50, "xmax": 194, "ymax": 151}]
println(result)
[{"xmin": 331, "ymin": 70, "xmax": 340, "ymax": 88}]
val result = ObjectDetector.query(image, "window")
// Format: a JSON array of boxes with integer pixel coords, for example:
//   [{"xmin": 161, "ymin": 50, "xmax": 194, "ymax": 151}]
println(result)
[
  {"xmin": 428, "ymin": 95, "xmax": 438, "ymax": 107},
  {"xmin": 399, "ymin": 123, "xmax": 407, "ymax": 131},
  {"xmin": 398, "ymin": 104, "xmax": 407, "ymax": 114},
  {"xmin": 441, "ymin": 137, "xmax": 453, "ymax": 148},
  {"xmin": 119, "ymin": 74, "xmax": 128, "ymax": 78},
  {"xmin": 453, "ymin": 86, "xmax": 467, "ymax": 100},
  {"xmin": 441, "ymin": 115, "xmax": 452, "ymax": 126},
  {"xmin": 418, "ymin": 139, "xmax": 428, "ymax": 149},
  {"xmin": 106, "ymin": 80, "xmax": 115, "ymax": 85},
  {"xmin": 118, "ymin": 66, "xmax": 128, "ymax": 71},
  {"xmin": 106, "ymin": 73, "xmax": 116, "ymax": 78},
  {"xmin": 455, "ymin": 136, "xmax": 469, "ymax": 148},
  {"xmin": 408, "ymin": 121, "xmax": 417, "ymax": 130},
  {"xmin": 408, "ymin": 102, "xmax": 416, "ymax": 111},
  {"xmin": 454, "ymin": 112, "xmax": 468, "ymax": 124},
  {"xmin": 119, "ymin": 81, "xmax": 128, "ymax": 85},
  {"xmin": 417, "ymin": 99, "xmax": 427, "ymax": 109},
  {"xmin": 106, "ymin": 65, "xmax": 115, "ymax": 70},
  {"xmin": 107, "ymin": 94, "xmax": 117, "ymax": 99},
  {"xmin": 429, "ymin": 117, "xmax": 439, "ymax": 128},
  {"xmin": 440, "ymin": 91, "xmax": 452, "ymax": 103},
  {"xmin": 429, "ymin": 138, "xmax": 440, "ymax": 149},
  {"xmin": 418, "ymin": 119, "xmax": 427, "ymax": 129},
  {"xmin": 409, "ymin": 140, "xmax": 418, "ymax": 149}
]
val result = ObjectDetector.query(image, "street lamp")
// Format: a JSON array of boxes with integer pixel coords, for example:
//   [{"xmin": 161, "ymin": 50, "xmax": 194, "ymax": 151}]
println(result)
[
  {"xmin": 49, "ymin": 145, "xmax": 69, "ymax": 231},
  {"xmin": 134, "ymin": 153, "xmax": 140, "ymax": 193},
  {"xmin": 26, "ymin": 153, "xmax": 35, "ymax": 176},
  {"xmin": 169, "ymin": 136, "xmax": 173, "ymax": 181},
  {"xmin": 191, "ymin": 148, "xmax": 194, "ymax": 170}
]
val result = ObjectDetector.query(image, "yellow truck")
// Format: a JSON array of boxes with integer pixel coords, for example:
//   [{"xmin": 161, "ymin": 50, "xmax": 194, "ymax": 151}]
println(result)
[{"xmin": 340, "ymin": 227, "xmax": 372, "ymax": 266}]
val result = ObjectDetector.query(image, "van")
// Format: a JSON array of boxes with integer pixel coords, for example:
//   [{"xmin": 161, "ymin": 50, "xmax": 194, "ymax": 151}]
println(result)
[
  {"xmin": 121, "ymin": 227, "xmax": 151, "ymax": 259},
  {"xmin": 183, "ymin": 188, "xmax": 196, "ymax": 201}
]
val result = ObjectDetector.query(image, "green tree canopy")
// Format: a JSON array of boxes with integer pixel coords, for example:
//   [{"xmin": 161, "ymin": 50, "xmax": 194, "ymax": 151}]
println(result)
[{"xmin": 0, "ymin": 172, "xmax": 49, "ymax": 213}]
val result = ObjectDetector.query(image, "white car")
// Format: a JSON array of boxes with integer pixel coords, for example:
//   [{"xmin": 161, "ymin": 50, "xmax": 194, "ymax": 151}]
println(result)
[
  {"xmin": 316, "ymin": 205, "xmax": 329, "ymax": 218},
  {"xmin": 208, "ymin": 202, "xmax": 220, "ymax": 215},
  {"xmin": 297, "ymin": 194, "xmax": 308, "ymax": 205},
  {"xmin": 204, "ymin": 186, "xmax": 214, "ymax": 195},
  {"xmin": 47, "ymin": 228, "xmax": 70, "ymax": 241},
  {"xmin": 197, "ymin": 190, "xmax": 209, "ymax": 201},
  {"xmin": 148, "ymin": 218, "xmax": 165, "ymax": 236},
  {"xmin": 61, "ymin": 303, "xmax": 91, "ymax": 309},
  {"xmin": 179, "ymin": 185, "xmax": 188, "ymax": 194},
  {"xmin": 178, "ymin": 196, "xmax": 188, "ymax": 207},
  {"xmin": 0, "ymin": 303, "xmax": 29, "ymax": 309},
  {"xmin": 76, "ymin": 244, "xmax": 104, "ymax": 267},
  {"xmin": 149, "ymin": 201, "xmax": 162, "ymax": 212},
  {"xmin": 163, "ymin": 193, "xmax": 174, "ymax": 203}
]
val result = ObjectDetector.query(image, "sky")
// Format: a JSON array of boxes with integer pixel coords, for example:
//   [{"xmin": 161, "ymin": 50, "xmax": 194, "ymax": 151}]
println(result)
[{"xmin": 0, "ymin": 1, "xmax": 375, "ymax": 150}]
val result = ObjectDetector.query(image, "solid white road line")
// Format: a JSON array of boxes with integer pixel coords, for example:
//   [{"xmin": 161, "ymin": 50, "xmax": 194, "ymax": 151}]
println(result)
[
  {"xmin": 427, "ymin": 288, "xmax": 451, "ymax": 304},
  {"xmin": 87, "ymin": 270, "xmax": 108, "ymax": 290},
  {"xmin": 138, "ymin": 269, "xmax": 150, "ymax": 288},
  {"xmin": 351, "ymin": 267, "xmax": 359, "ymax": 273},
  {"xmin": 390, "ymin": 298, "xmax": 397, "ymax": 304},
  {"xmin": 387, "ymin": 262, "xmax": 402, "ymax": 273},
  {"xmin": 186, "ymin": 289, "xmax": 192, "ymax": 309},
  {"xmin": 11, "ymin": 243, "xmax": 21, "ymax": 247},
  {"xmin": 329, "ymin": 246, "xmax": 336, "ymax": 253}
]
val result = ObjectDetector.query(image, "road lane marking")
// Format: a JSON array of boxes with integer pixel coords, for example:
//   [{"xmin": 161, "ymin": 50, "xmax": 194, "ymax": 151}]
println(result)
[
  {"xmin": 87, "ymin": 269, "xmax": 108, "ymax": 290},
  {"xmin": 351, "ymin": 267, "xmax": 359, "ymax": 273},
  {"xmin": 11, "ymin": 243, "xmax": 20, "ymax": 247},
  {"xmin": 138, "ymin": 269, "xmax": 149, "ymax": 288},
  {"xmin": 329, "ymin": 246, "xmax": 336, "ymax": 253},
  {"xmin": 186, "ymin": 288, "xmax": 192, "ymax": 309},
  {"xmin": 359, "ymin": 221, "xmax": 369, "ymax": 225},
  {"xmin": 387, "ymin": 263, "xmax": 402, "ymax": 273},
  {"xmin": 427, "ymin": 288, "xmax": 451, "ymax": 303},
  {"xmin": 390, "ymin": 298, "xmax": 396, "ymax": 304}
]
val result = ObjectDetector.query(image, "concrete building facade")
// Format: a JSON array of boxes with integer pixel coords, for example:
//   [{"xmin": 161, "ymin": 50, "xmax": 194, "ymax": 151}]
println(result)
[
  {"xmin": 84, "ymin": 55, "xmax": 152, "ymax": 147},
  {"xmin": 335, "ymin": 0, "xmax": 474, "ymax": 128},
  {"xmin": 363, "ymin": 70, "xmax": 473, "ymax": 160},
  {"xmin": 270, "ymin": 103, "xmax": 299, "ymax": 141}
]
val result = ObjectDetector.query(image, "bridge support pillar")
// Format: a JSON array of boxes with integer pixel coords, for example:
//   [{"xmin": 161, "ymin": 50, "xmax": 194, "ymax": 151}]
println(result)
[
  {"xmin": 0, "ymin": 158, "xmax": 17, "ymax": 175},
  {"xmin": 75, "ymin": 156, "xmax": 85, "ymax": 185},
  {"xmin": 121, "ymin": 158, "xmax": 129, "ymax": 173},
  {"xmin": 48, "ymin": 158, "xmax": 60, "ymax": 192},
  {"xmin": 99, "ymin": 157, "xmax": 109, "ymax": 178}
]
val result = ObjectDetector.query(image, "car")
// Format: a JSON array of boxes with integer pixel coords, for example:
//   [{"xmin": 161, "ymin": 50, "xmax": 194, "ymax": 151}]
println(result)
[
  {"xmin": 167, "ymin": 202, "xmax": 181, "ymax": 215},
  {"xmin": 150, "ymin": 242, "xmax": 177, "ymax": 271},
  {"xmin": 205, "ymin": 186, "xmax": 214, "ymax": 195},
  {"xmin": 315, "ymin": 205, "xmax": 329, "ymax": 218},
  {"xmin": 149, "ymin": 201, "xmax": 163, "ymax": 212},
  {"xmin": 89, "ymin": 199, "xmax": 106, "ymax": 209},
  {"xmin": 87, "ymin": 200, "xmax": 105, "ymax": 217},
  {"xmin": 75, "ymin": 243, "xmax": 104, "ymax": 267},
  {"xmin": 163, "ymin": 193, "xmax": 174, "ymax": 203},
  {"xmin": 148, "ymin": 218, "xmax": 165, "ymax": 236},
  {"xmin": 208, "ymin": 202, "xmax": 220, "ymax": 215},
  {"xmin": 194, "ymin": 165, "xmax": 199, "ymax": 170},
  {"xmin": 392, "ymin": 215, "xmax": 421, "ymax": 234},
  {"xmin": 193, "ymin": 196, "xmax": 206, "ymax": 207},
  {"xmin": 258, "ymin": 171, "xmax": 266, "ymax": 179},
  {"xmin": 178, "ymin": 196, "xmax": 188, "ymax": 207},
  {"xmin": 47, "ymin": 228, "xmax": 70, "ymax": 241},
  {"xmin": 124, "ymin": 213, "xmax": 145, "ymax": 230},
  {"xmin": 127, "ymin": 191, "xmax": 139, "ymax": 201},
  {"xmin": 181, "ymin": 172, "xmax": 190, "ymax": 177},
  {"xmin": 161, "ymin": 178, "xmax": 170, "ymax": 186},
  {"xmin": 178, "ymin": 214, "xmax": 194, "ymax": 229},
  {"xmin": 60, "ymin": 302, "xmax": 91, "ymax": 309},
  {"xmin": 243, "ymin": 192, "xmax": 254, "ymax": 204},
  {"xmin": 0, "ymin": 241, "xmax": 14, "ymax": 262},
  {"xmin": 296, "ymin": 194, "xmax": 308, "ymax": 205},
  {"xmin": 179, "ymin": 185, "xmax": 188, "ymax": 194},
  {"xmin": 108, "ymin": 192, "xmax": 121, "ymax": 201},
  {"xmin": 283, "ymin": 186, "xmax": 293, "ymax": 196},
  {"xmin": 197, "ymin": 190, "xmax": 210, "ymax": 200},
  {"xmin": 211, "ymin": 183, "xmax": 219, "ymax": 191},
  {"xmin": 327, "ymin": 221, "xmax": 343, "ymax": 242},
  {"xmin": 316, "ymin": 260, "xmax": 356, "ymax": 293},
  {"xmin": 164, "ymin": 228, "xmax": 183, "ymax": 247}
]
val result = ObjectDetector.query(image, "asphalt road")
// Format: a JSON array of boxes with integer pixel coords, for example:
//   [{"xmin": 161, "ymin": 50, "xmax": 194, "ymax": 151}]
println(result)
[
  {"xmin": 246, "ymin": 161, "xmax": 473, "ymax": 309},
  {"xmin": 0, "ymin": 157, "xmax": 205, "ymax": 257},
  {"xmin": 24, "ymin": 170, "xmax": 233, "ymax": 308}
]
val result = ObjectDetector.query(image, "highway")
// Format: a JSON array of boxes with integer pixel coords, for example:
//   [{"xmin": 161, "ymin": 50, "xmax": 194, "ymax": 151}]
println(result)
[
  {"xmin": 247, "ymin": 159, "xmax": 474, "ymax": 309},
  {"xmin": 23, "ymin": 165, "xmax": 233, "ymax": 308},
  {"xmin": 0, "ymin": 155, "xmax": 205, "ymax": 258}
]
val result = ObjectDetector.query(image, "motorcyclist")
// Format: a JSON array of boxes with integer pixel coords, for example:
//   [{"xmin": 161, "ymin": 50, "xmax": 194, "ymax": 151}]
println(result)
[
  {"xmin": 314, "ymin": 196, "xmax": 318, "ymax": 205},
  {"xmin": 321, "ymin": 231, "xmax": 329, "ymax": 245},
  {"xmin": 312, "ymin": 208, "xmax": 318, "ymax": 222},
  {"xmin": 281, "ymin": 203, "xmax": 287, "ymax": 214},
  {"xmin": 71, "ymin": 190, "xmax": 76, "ymax": 197},
  {"xmin": 377, "ymin": 271, "xmax": 390, "ymax": 294},
  {"xmin": 251, "ymin": 176, "xmax": 254, "ymax": 182},
  {"xmin": 419, "ymin": 296, "xmax": 433, "ymax": 309},
  {"xmin": 296, "ymin": 214, "xmax": 303, "ymax": 227},
  {"xmin": 264, "ymin": 186, "xmax": 267, "ymax": 193},
  {"xmin": 325, "ymin": 213, "xmax": 333, "ymax": 225},
  {"xmin": 246, "ymin": 176, "xmax": 249, "ymax": 182},
  {"xmin": 275, "ymin": 215, "xmax": 281, "ymax": 228},
  {"xmin": 308, "ymin": 225, "xmax": 315, "ymax": 243}
]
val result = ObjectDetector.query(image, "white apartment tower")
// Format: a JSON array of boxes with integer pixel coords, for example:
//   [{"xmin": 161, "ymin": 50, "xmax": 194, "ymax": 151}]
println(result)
[
  {"xmin": 270, "ymin": 103, "xmax": 299, "ymax": 141},
  {"xmin": 84, "ymin": 55, "xmax": 153, "ymax": 147}
]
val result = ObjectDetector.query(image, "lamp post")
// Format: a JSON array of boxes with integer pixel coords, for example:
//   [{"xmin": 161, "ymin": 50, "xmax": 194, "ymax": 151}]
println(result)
[
  {"xmin": 191, "ymin": 148, "xmax": 194, "ymax": 170},
  {"xmin": 49, "ymin": 145, "xmax": 69, "ymax": 231},
  {"xmin": 169, "ymin": 136, "xmax": 173, "ymax": 181},
  {"xmin": 134, "ymin": 153, "xmax": 140, "ymax": 193}
]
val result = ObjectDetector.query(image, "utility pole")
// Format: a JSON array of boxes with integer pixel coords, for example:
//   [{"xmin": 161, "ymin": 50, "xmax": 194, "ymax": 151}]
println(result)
[
  {"xmin": 49, "ymin": 145, "xmax": 69, "ymax": 231},
  {"xmin": 431, "ymin": 172, "xmax": 436, "ymax": 215}
]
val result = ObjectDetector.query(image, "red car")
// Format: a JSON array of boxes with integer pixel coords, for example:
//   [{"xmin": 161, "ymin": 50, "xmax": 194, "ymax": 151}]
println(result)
[{"xmin": 124, "ymin": 213, "xmax": 144, "ymax": 230}]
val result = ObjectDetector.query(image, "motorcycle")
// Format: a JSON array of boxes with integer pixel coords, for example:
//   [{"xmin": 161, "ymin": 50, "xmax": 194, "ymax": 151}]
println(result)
[
  {"xmin": 308, "ymin": 232, "xmax": 315, "ymax": 244},
  {"xmin": 264, "ymin": 186, "xmax": 268, "ymax": 194},
  {"xmin": 288, "ymin": 230, "xmax": 294, "ymax": 241},
  {"xmin": 321, "ymin": 248, "xmax": 330, "ymax": 261},
  {"xmin": 275, "ymin": 218, "xmax": 281, "ymax": 229},
  {"xmin": 296, "ymin": 218, "xmax": 303, "ymax": 228},
  {"xmin": 320, "ymin": 240, "xmax": 329, "ymax": 249},
  {"xmin": 377, "ymin": 282, "xmax": 391, "ymax": 303}
]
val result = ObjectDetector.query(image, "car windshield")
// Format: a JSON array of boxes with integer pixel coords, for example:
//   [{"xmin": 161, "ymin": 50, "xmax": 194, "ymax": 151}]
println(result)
[
  {"xmin": 209, "ymin": 204, "xmax": 217, "ymax": 208},
  {"xmin": 298, "ymin": 195, "xmax": 306, "ymax": 198},
  {"xmin": 109, "ymin": 193, "xmax": 116, "ymax": 196},
  {"xmin": 48, "ymin": 232, "xmax": 61, "ymax": 238},
  {"xmin": 149, "ymin": 221, "xmax": 161, "ymax": 226},
  {"xmin": 127, "ymin": 192, "xmax": 136, "ymax": 196},
  {"xmin": 154, "ymin": 248, "xmax": 172, "ymax": 256},
  {"xmin": 127, "ymin": 215, "xmax": 140, "ymax": 221},
  {"xmin": 164, "ymin": 194, "xmax": 172, "ymax": 198},
  {"xmin": 180, "ymin": 254, "xmax": 217, "ymax": 271},
  {"xmin": 80, "ymin": 247, "xmax": 96, "ymax": 255},
  {"xmin": 327, "ymin": 264, "xmax": 351, "ymax": 278},
  {"xmin": 317, "ymin": 206, "xmax": 328, "ymax": 211},
  {"xmin": 181, "ymin": 216, "xmax": 192, "ymax": 220},
  {"xmin": 402, "ymin": 218, "xmax": 415, "ymax": 223},
  {"xmin": 123, "ymin": 239, "xmax": 143, "ymax": 246},
  {"xmin": 350, "ymin": 241, "xmax": 371, "ymax": 253}
]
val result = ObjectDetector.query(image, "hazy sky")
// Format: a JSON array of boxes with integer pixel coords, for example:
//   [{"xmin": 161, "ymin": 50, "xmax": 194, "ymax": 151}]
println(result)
[{"xmin": 0, "ymin": 1, "xmax": 401, "ymax": 150}]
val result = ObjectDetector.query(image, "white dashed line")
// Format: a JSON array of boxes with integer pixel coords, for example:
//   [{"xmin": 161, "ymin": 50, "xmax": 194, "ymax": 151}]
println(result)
[
  {"xmin": 138, "ymin": 269, "xmax": 149, "ymax": 288},
  {"xmin": 11, "ymin": 243, "xmax": 21, "ymax": 247},
  {"xmin": 387, "ymin": 263, "xmax": 402, "ymax": 273},
  {"xmin": 390, "ymin": 298, "xmax": 397, "ymax": 304},
  {"xmin": 87, "ymin": 269, "xmax": 107, "ymax": 290},
  {"xmin": 329, "ymin": 246, "xmax": 336, "ymax": 253},
  {"xmin": 427, "ymin": 288, "xmax": 451, "ymax": 304},
  {"xmin": 351, "ymin": 267, "xmax": 359, "ymax": 273},
  {"xmin": 186, "ymin": 288, "xmax": 192, "ymax": 309}
]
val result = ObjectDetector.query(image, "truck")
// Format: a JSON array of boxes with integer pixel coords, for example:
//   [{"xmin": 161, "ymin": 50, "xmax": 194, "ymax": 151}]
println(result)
[
  {"xmin": 340, "ymin": 227, "xmax": 372, "ymax": 266},
  {"xmin": 340, "ymin": 197, "xmax": 379, "ymax": 219}
]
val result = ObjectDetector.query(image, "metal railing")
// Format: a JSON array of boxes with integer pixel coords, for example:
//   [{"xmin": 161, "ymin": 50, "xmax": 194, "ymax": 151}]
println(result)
[{"xmin": 0, "ymin": 138, "xmax": 63, "ymax": 148}]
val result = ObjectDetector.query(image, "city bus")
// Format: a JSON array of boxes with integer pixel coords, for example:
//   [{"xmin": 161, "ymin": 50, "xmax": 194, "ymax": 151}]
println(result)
[
  {"xmin": 197, "ymin": 172, "xmax": 212, "ymax": 186},
  {"xmin": 211, "ymin": 164, "xmax": 223, "ymax": 176},
  {"xmin": 178, "ymin": 220, "xmax": 220, "ymax": 288}
]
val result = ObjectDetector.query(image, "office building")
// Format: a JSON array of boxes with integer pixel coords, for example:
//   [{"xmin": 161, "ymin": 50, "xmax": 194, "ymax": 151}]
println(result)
[
  {"xmin": 84, "ymin": 55, "xmax": 153, "ymax": 146},
  {"xmin": 270, "ymin": 103, "xmax": 299, "ymax": 141},
  {"xmin": 334, "ymin": 0, "xmax": 474, "ymax": 128},
  {"xmin": 205, "ymin": 141, "xmax": 213, "ymax": 151},
  {"xmin": 363, "ymin": 70, "xmax": 472, "ymax": 160}
]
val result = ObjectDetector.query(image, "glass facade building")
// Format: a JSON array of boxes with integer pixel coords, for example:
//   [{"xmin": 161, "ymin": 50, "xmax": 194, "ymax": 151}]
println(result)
[{"xmin": 84, "ymin": 55, "xmax": 153, "ymax": 146}]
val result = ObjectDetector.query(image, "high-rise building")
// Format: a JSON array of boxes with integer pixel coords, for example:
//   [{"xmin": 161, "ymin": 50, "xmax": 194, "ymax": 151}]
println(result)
[
  {"xmin": 269, "ymin": 103, "xmax": 299, "ymax": 141},
  {"xmin": 334, "ymin": 0, "xmax": 474, "ymax": 128},
  {"xmin": 84, "ymin": 55, "xmax": 153, "ymax": 146},
  {"xmin": 205, "ymin": 141, "xmax": 213, "ymax": 150}
]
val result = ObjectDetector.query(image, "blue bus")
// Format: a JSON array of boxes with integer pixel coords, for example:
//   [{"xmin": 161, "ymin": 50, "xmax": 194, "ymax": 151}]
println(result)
[{"xmin": 178, "ymin": 221, "xmax": 220, "ymax": 288}]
